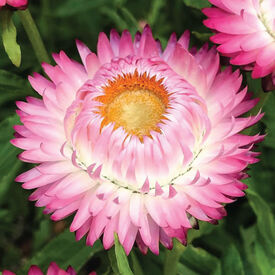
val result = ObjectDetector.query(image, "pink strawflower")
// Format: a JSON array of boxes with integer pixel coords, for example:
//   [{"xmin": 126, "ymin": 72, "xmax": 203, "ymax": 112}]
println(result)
[
  {"xmin": 203, "ymin": 0, "xmax": 275, "ymax": 79},
  {"xmin": 0, "ymin": 0, "xmax": 28, "ymax": 9},
  {"xmin": 2, "ymin": 262, "xmax": 89, "ymax": 275},
  {"xmin": 12, "ymin": 26, "xmax": 263, "ymax": 255}
]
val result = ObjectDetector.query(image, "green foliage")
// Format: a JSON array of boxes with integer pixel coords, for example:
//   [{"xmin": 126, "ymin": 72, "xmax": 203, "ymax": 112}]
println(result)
[
  {"xmin": 262, "ymin": 93, "xmax": 275, "ymax": 148},
  {"xmin": 0, "ymin": 116, "xmax": 29, "ymax": 271},
  {"xmin": 0, "ymin": 9, "xmax": 21, "ymax": 67},
  {"xmin": 236, "ymin": 190, "xmax": 275, "ymax": 275},
  {"xmin": 130, "ymin": 252, "xmax": 144, "ymax": 275},
  {"xmin": 247, "ymin": 190, "xmax": 275, "ymax": 258},
  {"xmin": 147, "ymin": 0, "xmax": 165, "ymax": 26},
  {"xmin": 0, "ymin": 0, "xmax": 274, "ymax": 274},
  {"xmin": 192, "ymin": 31, "xmax": 212, "ymax": 42},
  {"xmin": 164, "ymin": 240, "xmax": 186, "ymax": 275},
  {"xmin": 0, "ymin": 70, "xmax": 33, "ymax": 109},
  {"xmin": 187, "ymin": 220, "xmax": 215, "ymax": 243},
  {"xmin": 53, "ymin": 0, "xmax": 113, "ymax": 17},
  {"xmin": 181, "ymin": 245, "xmax": 220, "ymax": 274},
  {"xmin": 182, "ymin": 0, "xmax": 210, "ymax": 9},
  {"xmin": 113, "ymin": 234, "xmax": 134, "ymax": 275},
  {"xmin": 221, "ymin": 245, "xmax": 244, "ymax": 275},
  {"xmin": 0, "ymin": 115, "xmax": 21, "ymax": 197},
  {"xmin": 22, "ymin": 230, "xmax": 103, "ymax": 273},
  {"xmin": 108, "ymin": 247, "xmax": 120, "ymax": 275},
  {"xmin": 33, "ymin": 219, "xmax": 51, "ymax": 252}
]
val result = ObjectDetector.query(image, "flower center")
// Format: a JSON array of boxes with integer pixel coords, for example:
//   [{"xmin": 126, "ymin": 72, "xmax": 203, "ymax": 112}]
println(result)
[
  {"xmin": 105, "ymin": 89, "xmax": 165, "ymax": 137},
  {"xmin": 96, "ymin": 71, "xmax": 169, "ymax": 139}
]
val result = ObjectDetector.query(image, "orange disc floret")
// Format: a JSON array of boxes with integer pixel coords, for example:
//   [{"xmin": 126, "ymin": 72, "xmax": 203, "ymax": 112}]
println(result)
[
  {"xmin": 96, "ymin": 70, "xmax": 169, "ymax": 106},
  {"xmin": 96, "ymin": 70, "xmax": 169, "ymax": 139}
]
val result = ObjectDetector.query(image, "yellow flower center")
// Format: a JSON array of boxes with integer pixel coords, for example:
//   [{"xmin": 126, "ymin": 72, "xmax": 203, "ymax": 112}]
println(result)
[
  {"xmin": 96, "ymin": 71, "xmax": 169, "ymax": 139},
  {"xmin": 105, "ymin": 89, "xmax": 165, "ymax": 137}
]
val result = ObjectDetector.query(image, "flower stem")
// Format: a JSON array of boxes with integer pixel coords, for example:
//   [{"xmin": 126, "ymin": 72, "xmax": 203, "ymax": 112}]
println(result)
[
  {"xmin": 163, "ymin": 240, "xmax": 185, "ymax": 275},
  {"xmin": 17, "ymin": 9, "xmax": 51, "ymax": 64}
]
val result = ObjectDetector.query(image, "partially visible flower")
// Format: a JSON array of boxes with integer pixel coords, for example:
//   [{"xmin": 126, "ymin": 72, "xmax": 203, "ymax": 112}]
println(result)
[
  {"xmin": 203, "ymin": 0, "xmax": 275, "ymax": 79},
  {"xmin": 0, "ymin": 0, "xmax": 28, "ymax": 9},
  {"xmin": 3, "ymin": 262, "xmax": 75, "ymax": 275},
  {"xmin": 12, "ymin": 26, "xmax": 263, "ymax": 255},
  {"xmin": 2, "ymin": 262, "xmax": 96, "ymax": 275}
]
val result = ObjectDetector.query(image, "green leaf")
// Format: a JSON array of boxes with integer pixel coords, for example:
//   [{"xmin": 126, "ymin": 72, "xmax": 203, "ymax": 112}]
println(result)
[
  {"xmin": 247, "ymin": 189, "xmax": 275, "ymax": 256},
  {"xmin": 101, "ymin": 266, "xmax": 112, "ymax": 275},
  {"xmin": 147, "ymin": 0, "xmax": 165, "ymax": 26},
  {"xmin": 261, "ymin": 93, "xmax": 275, "ymax": 149},
  {"xmin": 0, "ymin": 9, "xmax": 21, "ymax": 67},
  {"xmin": 212, "ymin": 263, "xmax": 222, "ymax": 275},
  {"xmin": 54, "ymin": 0, "xmax": 112, "ymax": 17},
  {"xmin": 244, "ymin": 148, "xmax": 275, "ymax": 204},
  {"xmin": 240, "ymin": 224, "xmax": 275, "ymax": 275},
  {"xmin": 243, "ymin": 73, "xmax": 270, "ymax": 136},
  {"xmin": 182, "ymin": 0, "xmax": 210, "ymax": 9},
  {"xmin": 114, "ymin": 233, "xmax": 134, "ymax": 275},
  {"xmin": 0, "ymin": 69, "xmax": 34, "ymax": 105},
  {"xmin": 0, "ymin": 160, "xmax": 22, "ymax": 204},
  {"xmin": 108, "ymin": 247, "xmax": 120, "ymax": 275},
  {"xmin": 0, "ymin": 114, "xmax": 22, "ymax": 203},
  {"xmin": 178, "ymin": 263, "xmax": 199, "ymax": 275},
  {"xmin": 33, "ymin": 219, "xmax": 51, "ymax": 252},
  {"xmin": 119, "ymin": 7, "xmax": 139, "ymax": 33},
  {"xmin": 100, "ymin": 7, "xmax": 128, "ymax": 32},
  {"xmin": 255, "ymin": 241, "xmax": 275, "ymax": 275},
  {"xmin": 130, "ymin": 252, "xmax": 144, "ymax": 275},
  {"xmin": 133, "ymin": 249, "xmax": 162, "ymax": 275},
  {"xmin": 180, "ymin": 245, "xmax": 220, "ymax": 274},
  {"xmin": 0, "ymin": 69, "xmax": 28, "ymax": 89},
  {"xmin": 187, "ymin": 220, "xmax": 215, "ymax": 243},
  {"xmin": 192, "ymin": 31, "xmax": 212, "ymax": 42},
  {"xmin": 240, "ymin": 226, "xmax": 261, "ymax": 275},
  {"xmin": 21, "ymin": 229, "xmax": 103, "ymax": 273},
  {"xmin": 221, "ymin": 244, "xmax": 244, "ymax": 275},
  {"xmin": 164, "ymin": 239, "xmax": 185, "ymax": 275}
]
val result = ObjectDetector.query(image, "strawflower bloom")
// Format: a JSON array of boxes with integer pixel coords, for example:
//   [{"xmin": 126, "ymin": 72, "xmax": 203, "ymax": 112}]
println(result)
[
  {"xmin": 203, "ymin": 0, "xmax": 275, "ymax": 79},
  {"xmin": 2, "ymin": 262, "xmax": 95, "ymax": 275},
  {"xmin": 0, "ymin": 0, "xmax": 28, "ymax": 9},
  {"xmin": 12, "ymin": 26, "xmax": 263, "ymax": 255}
]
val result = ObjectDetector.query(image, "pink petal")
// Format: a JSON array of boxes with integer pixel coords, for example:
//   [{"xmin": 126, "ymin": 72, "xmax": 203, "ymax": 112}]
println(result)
[{"xmin": 97, "ymin": 32, "xmax": 114, "ymax": 64}]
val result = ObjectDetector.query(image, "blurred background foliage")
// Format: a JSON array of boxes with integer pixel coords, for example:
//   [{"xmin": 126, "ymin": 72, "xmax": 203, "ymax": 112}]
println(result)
[{"xmin": 0, "ymin": 0, "xmax": 274, "ymax": 274}]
